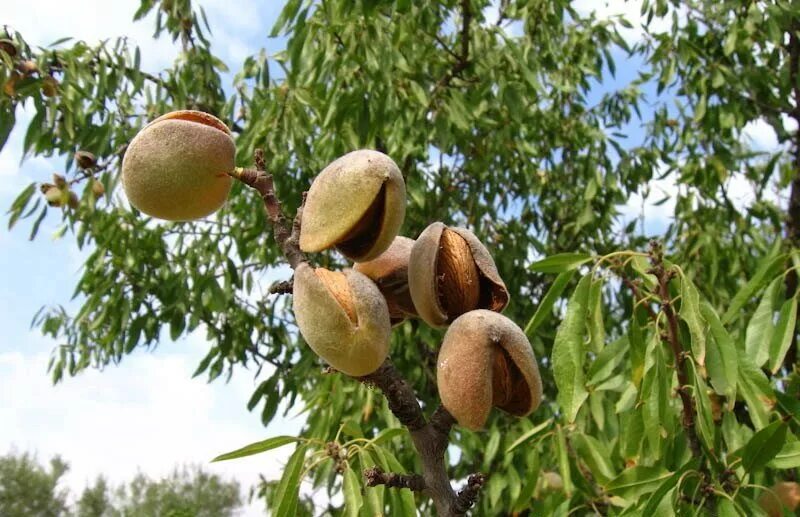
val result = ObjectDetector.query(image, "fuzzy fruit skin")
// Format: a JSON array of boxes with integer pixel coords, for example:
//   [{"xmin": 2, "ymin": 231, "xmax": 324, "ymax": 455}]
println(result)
[
  {"xmin": 409, "ymin": 222, "xmax": 509, "ymax": 328},
  {"xmin": 436, "ymin": 310, "xmax": 542, "ymax": 430},
  {"xmin": 759, "ymin": 482, "xmax": 800, "ymax": 517},
  {"xmin": 299, "ymin": 149, "xmax": 405, "ymax": 262},
  {"xmin": 354, "ymin": 236, "xmax": 417, "ymax": 325},
  {"xmin": 293, "ymin": 263, "xmax": 391, "ymax": 376},
  {"xmin": 121, "ymin": 110, "xmax": 234, "ymax": 221}
]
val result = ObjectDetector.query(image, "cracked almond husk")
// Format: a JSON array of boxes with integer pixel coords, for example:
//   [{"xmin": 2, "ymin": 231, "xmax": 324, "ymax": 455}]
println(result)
[
  {"xmin": 408, "ymin": 222, "xmax": 508, "ymax": 327},
  {"xmin": 354, "ymin": 236, "xmax": 417, "ymax": 326},
  {"xmin": 436, "ymin": 310, "xmax": 542, "ymax": 430},
  {"xmin": 293, "ymin": 263, "xmax": 391, "ymax": 376},
  {"xmin": 299, "ymin": 149, "xmax": 406, "ymax": 262}
]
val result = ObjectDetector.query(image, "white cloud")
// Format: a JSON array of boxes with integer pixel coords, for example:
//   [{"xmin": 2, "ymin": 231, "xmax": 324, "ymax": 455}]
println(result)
[
  {"xmin": 0, "ymin": 333, "xmax": 305, "ymax": 516},
  {"xmin": 573, "ymin": 0, "xmax": 685, "ymax": 44}
]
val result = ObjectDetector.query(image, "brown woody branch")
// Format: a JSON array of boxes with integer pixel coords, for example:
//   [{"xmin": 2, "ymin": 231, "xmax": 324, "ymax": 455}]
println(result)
[
  {"xmin": 231, "ymin": 152, "xmax": 485, "ymax": 515},
  {"xmin": 429, "ymin": 0, "xmax": 473, "ymax": 106},
  {"xmin": 364, "ymin": 466, "xmax": 426, "ymax": 491},
  {"xmin": 648, "ymin": 241, "xmax": 702, "ymax": 458}
]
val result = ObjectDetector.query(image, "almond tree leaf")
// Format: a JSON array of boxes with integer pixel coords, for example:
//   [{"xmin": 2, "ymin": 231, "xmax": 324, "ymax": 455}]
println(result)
[
  {"xmin": 768, "ymin": 296, "xmax": 797, "ymax": 374},
  {"xmin": 700, "ymin": 302, "xmax": 738, "ymax": 408},
  {"xmin": 272, "ymin": 444, "xmax": 308, "ymax": 517},
  {"xmin": 692, "ymin": 364, "xmax": 715, "ymax": 452},
  {"xmin": 734, "ymin": 420, "xmax": 787, "ymax": 474},
  {"xmin": 679, "ymin": 274, "xmax": 706, "ymax": 365},
  {"xmin": 506, "ymin": 418, "xmax": 553, "ymax": 453},
  {"xmin": 524, "ymin": 270, "xmax": 575, "ymax": 337},
  {"xmin": 736, "ymin": 348, "xmax": 775, "ymax": 430},
  {"xmin": 745, "ymin": 276, "xmax": 782, "ymax": 368},
  {"xmin": 571, "ymin": 433, "xmax": 616, "ymax": 485},
  {"xmin": 555, "ymin": 425, "xmax": 574, "ymax": 497},
  {"xmin": 530, "ymin": 253, "xmax": 592, "ymax": 273},
  {"xmin": 212, "ymin": 436, "xmax": 301, "ymax": 462},
  {"xmin": 768, "ymin": 441, "xmax": 800, "ymax": 469},
  {"xmin": 641, "ymin": 459, "xmax": 699, "ymax": 515},
  {"xmin": 343, "ymin": 466, "xmax": 363, "ymax": 517},
  {"xmin": 552, "ymin": 274, "xmax": 590, "ymax": 423},
  {"xmin": 605, "ymin": 465, "xmax": 671, "ymax": 500},
  {"xmin": 588, "ymin": 276, "xmax": 606, "ymax": 353},
  {"xmin": 588, "ymin": 336, "xmax": 627, "ymax": 386},
  {"xmin": 722, "ymin": 252, "xmax": 784, "ymax": 324}
]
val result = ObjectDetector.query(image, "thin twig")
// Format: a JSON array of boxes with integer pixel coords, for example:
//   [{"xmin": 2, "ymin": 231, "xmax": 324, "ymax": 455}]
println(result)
[
  {"xmin": 648, "ymin": 241, "xmax": 702, "ymax": 458},
  {"xmin": 364, "ymin": 466, "xmax": 426, "ymax": 491}
]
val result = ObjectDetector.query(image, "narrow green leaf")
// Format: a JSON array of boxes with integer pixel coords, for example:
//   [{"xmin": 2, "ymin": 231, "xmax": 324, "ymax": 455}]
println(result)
[
  {"xmin": 588, "ymin": 336, "xmax": 626, "ymax": 385},
  {"xmin": 343, "ymin": 467, "xmax": 363, "ymax": 517},
  {"xmin": 371, "ymin": 427, "xmax": 405, "ymax": 446},
  {"xmin": 555, "ymin": 425, "xmax": 573, "ymax": 497},
  {"xmin": 692, "ymin": 364, "xmax": 715, "ymax": 452},
  {"xmin": 552, "ymin": 274, "xmax": 590, "ymax": 423},
  {"xmin": 641, "ymin": 459, "xmax": 699, "ymax": 515},
  {"xmin": 212, "ymin": 436, "xmax": 301, "ymax": 462},
  {"xmin": 700, "ymin": 302, "xmax": 738, "ymax": 408},
  {"xmin": 722, "ymin": 253, "xmax": 784, "ymax": 324},
  {"xmin": 745, "ymin": 276, "xmax": 782, "ymax": 367},
  {"xmin": 524, "ymin": 270, "xmax": 574, "ymax": 336},
  {"xmin": 679, "ymin": 275, "xmax": 706, "ymax": 365},
  {"xmin": 605, "ymin": 466, "xmax": 671, "ymax": 500},
  {"xmin": 530, "ymin": 253, "xmax": 591, "ymax": 273},
  {"xmin": 272, "ymin": 444, "xmax": 308, "ymax": 517},
  {"xmin": 736, "ymin": 349, "xmax": 774, "ymax": 430},
  {"xmin": 768, "ymin": 441, "xmax": 800, "ymax": 469},
  {"xmin": 768, "ymin": 296, "xmax": 797, "ymax": 373},
  {"xmin": 506, "ymin": 418, "xmax": 552, "ymax": 453},
  {"xmin": 571, "ymin": 433, "xmax": 615, "ymax": 485},
  {"xmin": 29, "ymin": 204, "xmax": 47, "ymax": 241},
  {"xmin": 7, "ymin": 182, "xmax": 36, "ymax": 230},
  {"xmin": 588, "ymin": 277, "xmax": 606, "ymax": 353},
  {"xmin": 358, "ymin": 450, "xmax": 384, "ymax": 517},
  {"xmin": 735, "ymin": 420, "xmax": 788, "ymax": 473}
]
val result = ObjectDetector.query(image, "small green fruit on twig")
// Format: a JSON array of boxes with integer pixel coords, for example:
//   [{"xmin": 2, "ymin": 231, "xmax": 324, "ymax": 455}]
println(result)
[{"xmin": 121, "ymin": 110, "xmax": 234, "ymax": 221}]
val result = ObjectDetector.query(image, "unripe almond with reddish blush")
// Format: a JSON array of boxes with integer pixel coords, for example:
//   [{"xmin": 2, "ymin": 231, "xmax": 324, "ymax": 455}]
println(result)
[
  {"xmin": 121, "ymin": 110, "xmax": 234, "ymax": 221},
  {"xmin": 299, "ymin": 150, "xmax": 406, "ymax": 262},
  {"xmin": 409, "ymin": 222, "xmax": 508, "ymax": 327},
  {"xmin": 292, "ymin": 263, "xmax": 391, "ymax": 376},
  {"xmin": 437, "ymin": 310, "xmax": 542, "ymax": 430},
  {"xmin": 354, "ymin": 236, "xmax": 417, "ymax": 326},
  {"xmin": 759, "ymin": 482, "xmax": 800, "ymax": 517}
]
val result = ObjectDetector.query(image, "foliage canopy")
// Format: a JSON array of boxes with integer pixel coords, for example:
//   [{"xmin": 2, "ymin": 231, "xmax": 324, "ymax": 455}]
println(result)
[{"xmin": 3, "ymin": 0, "xmax": 800, "ymax": 514}]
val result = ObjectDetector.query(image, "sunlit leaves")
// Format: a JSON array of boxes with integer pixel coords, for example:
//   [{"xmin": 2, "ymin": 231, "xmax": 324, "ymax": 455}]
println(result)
[
  {"xmin": 729, "ymin": 420, "xmax": 788, "ymax": 474},
  {"xmin": 552, "ymin": 274, "xmax": 590, "ymax": 423},
  {"xmin": 679, "ymin": 274, "xmax": 706, "ymax": 366},
  {"xmin": 211, "ymin": 436, "xmax": 302, "ymax": 462}
]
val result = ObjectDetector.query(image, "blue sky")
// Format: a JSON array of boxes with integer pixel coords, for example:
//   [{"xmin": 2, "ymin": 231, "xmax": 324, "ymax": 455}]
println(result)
[{"xmin": 0, "ymin": 1, "xmax": 788, "ymax": 515}]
